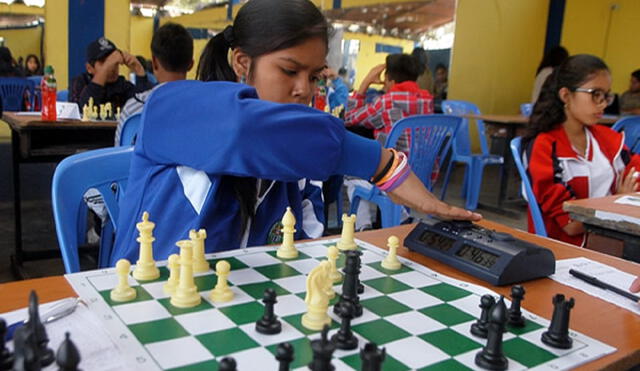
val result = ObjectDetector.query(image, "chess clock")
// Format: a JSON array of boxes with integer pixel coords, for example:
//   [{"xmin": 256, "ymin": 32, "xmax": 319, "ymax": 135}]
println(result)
[{"xmin": 404, "ymin": 219, "xmax": 555, "ymax": 285}]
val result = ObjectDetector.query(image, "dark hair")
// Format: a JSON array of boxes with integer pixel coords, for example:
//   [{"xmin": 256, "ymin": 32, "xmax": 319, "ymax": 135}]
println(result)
[
  {"xmin": 0, "ymin": 46, "xmax": 22, "ymax": 77},
  {"xmin": 196, "ymin": 0, "xmax": 329, "ymax": 237},
  {"xmin": 632, "ymin": 69, "xmax": 640, "ymax": 81},
  {"xmin": 536, "ymin": 46, "xmax": 569, "ymax": 75},
  {"xmin": 151, "ymin": 23, "xmax": 194, "ymax": 73},
  {"xmin": 24, "ymin": 54, "xmax": 41, "ymax": 75},
  {"xmin": 197, "ymin": 0, "xmax": 329, "ymax": 82},
  {"xmin": 338, "ymin": 67, "xmax": 347, "ymax": 76},
  {"xmin": 525, "ymin": 54, "xmax": 609, "ymax": 141},
  {"xmin": 411, "ymin": 47, "xmax": 428, "ymax": 75},
  {"xmin": 435, "ymin": 63, "xmax": 447, "ymax": 72},
  {"xmin": 385, "ymin": 53, "xmax": 420, "ymax": 83}
]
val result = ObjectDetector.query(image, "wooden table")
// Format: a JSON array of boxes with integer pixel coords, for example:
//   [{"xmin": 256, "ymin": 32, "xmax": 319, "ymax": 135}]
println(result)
[
  {"xmin": 1, "ymin": 112, "xmax": 117, "ymax": 279},
  {"xmin": 462, "ymin": 114, "xmax": 620, "ymax": 216},
  {"xmin": 565, "ymin": 194, "xmax": 640, "ymax": 262},
  {"xmin": 2, "ymin": 221, "xmax": 639, "ymax": 370}
]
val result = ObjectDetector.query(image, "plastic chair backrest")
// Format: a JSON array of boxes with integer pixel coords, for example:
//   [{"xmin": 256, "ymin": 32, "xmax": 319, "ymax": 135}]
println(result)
[
  {"xmin": 441, "ymin": 100, "xmax": 489, "ymax": 156},
  {"xmin": 57, "ymin": 89, "xmax": 69, "ymax": 102},
  {"xmin": 26, "ymin": 75, "xmax": 42, "ymax": 85},
  {"xmin": 0, "ymin": 77, "xmax": 34, "ymax": 111},
  {"xmin": 119, "ymin": 113, "xmax": 142, "ymax": 146},
  {"xmin": 510, "ymin": 137, "xmax": 547, "ymax": 237},
  {"xmin": 384, "ymin": 114, "xmax": 460, "ymax": 190},
  {"xmin": 520, "ymin": 103, "xmax": 533, "ymax": 117},
  {"xmin": 612, "ymin": 115, "xmax": 640, "ymax": 153},
  {"xmin": 52, "ymin": 146, "xmax": 134, "ymax": 273}
]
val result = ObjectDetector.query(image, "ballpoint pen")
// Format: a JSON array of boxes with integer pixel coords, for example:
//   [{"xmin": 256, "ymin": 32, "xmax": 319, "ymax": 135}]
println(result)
[
  {"xmin": 4, "ymin": 297, "xmax": 85, "ymax": 342},
  {"xmin": 569, "ymin": 269, "xmax": 640, "ymax": 303}
]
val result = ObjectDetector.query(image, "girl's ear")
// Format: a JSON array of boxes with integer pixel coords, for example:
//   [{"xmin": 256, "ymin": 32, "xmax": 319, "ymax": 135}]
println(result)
[
  {"xmin": 558, "ymin": 87, "xmax": 571, "ymax": 104},
  {"xmin": 231, "ymin": 49, "xmax": 251, "ymax": 82}
]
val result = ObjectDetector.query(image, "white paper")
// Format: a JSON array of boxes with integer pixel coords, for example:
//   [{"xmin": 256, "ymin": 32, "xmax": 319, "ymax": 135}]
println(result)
[
  {"xmin": 594, "ymin": 210, "xmax": 640, "ymax": 225},
  {"xmin": 1, "ymin": 298, "xmax": 126, "ymax": 371},
  {"xmin": 614, "ymin": 195, "xmax": 640, "ymax": 207},
  {"xmin": 56, "ymin": 102, "xmax": 81, "ymax": 120},
  {"xmin": 550, "ymin": 257, "xmax": 640, "ymax": 315}
]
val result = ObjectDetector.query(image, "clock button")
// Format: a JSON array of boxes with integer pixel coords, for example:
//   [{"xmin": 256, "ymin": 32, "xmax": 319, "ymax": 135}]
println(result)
[{"xmin": 489, "ymin": 231, "xmax": 514, "ymax": 241}]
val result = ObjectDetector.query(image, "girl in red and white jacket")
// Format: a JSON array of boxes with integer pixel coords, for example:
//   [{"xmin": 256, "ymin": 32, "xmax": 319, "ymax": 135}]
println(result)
[{"xmin": 523, "ymin": 54, "xmax": 640, "ymax": 246}]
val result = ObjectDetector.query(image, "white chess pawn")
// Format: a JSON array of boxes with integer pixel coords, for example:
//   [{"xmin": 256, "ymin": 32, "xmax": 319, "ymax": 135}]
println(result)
[
  {"xmin": 190, "ymin": 229, "xmax": 210, "ymax": 273},
  {"xmin": 170, "ymin": 240, "xmax": 201, "ymax": 308},
  {"xmin": 132, "ymin": 212, "xmax": 160, "ymax": 281},
  {"xmin": 337, "ymin": 213, "xmax": 357, "ymax": 251},
  {"xmin": 276, "ymin": 207, "xmax": 299, "ymax": 259},
  {"xmin": 381, "ymin": 235, "xmax": 402, "ymax": 270},
  {"xmin": 81, "ymin": 104, "xmax": 90, "ymax": 121},
  {"xmin": 210, "ymin": 260, "xmax": 234, "ymax": 302},
  {"xmin": 327, "ymin": 245, "xmax": 342, "ymax": 283},
  {"xmin": 163, "ymin": 254, "xmax": 180, "ymax": 295},
  {"xmin": 110, "ymin": 259, "xmax": 136, "ymax": 302},
  {"xmin": 99, "ymin": 104, "xmax": 107, "ymax": 120}
]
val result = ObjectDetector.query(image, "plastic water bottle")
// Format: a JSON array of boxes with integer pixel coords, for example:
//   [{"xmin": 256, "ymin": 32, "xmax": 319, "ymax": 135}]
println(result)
[{"xmin": 41, "ymin": 65, "xmax": 57, "ymax": 121}]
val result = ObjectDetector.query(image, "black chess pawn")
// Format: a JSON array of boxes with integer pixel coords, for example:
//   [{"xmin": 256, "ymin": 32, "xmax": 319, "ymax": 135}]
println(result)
[
  {"xmin": 360, "ymin": 342, "xmax": 386, "ymax": 371},
  {"xmin": 255, "ymin": 288, "xmax": 282, "ymax": 334},
  {"xmin": 218, "ymin": 356, "xmax": 237, "ymax": 371},
  {"xmin": 541, "ymin": 294, "xmax": 575, "ymax": 349},
  {"xmin": 331, "ymin": 301, "xmax": 358, "ymax": 350},
  {"xmin": 0, "ymin": 318, "xmax": 13, "ymax": 371},
  {"xmin": 471, "ymin": 295, "xmax": 495, "ymax": 338},
  {"xmin": 308, "ymin": 325, "xmax": 335, "ymax": 371},
  {"xmin": 12, "ymin": 325, "xmax": 40, "ymax": 371},
  {"xmin": 27, "ymin": 291, "xmax": 54, "ymax": 367},
  {"xmin": 508, "ymin": 285, "xmax": 526, "ymax": 327},
  {"xmin": 275, "ymin": 342, "xmax": 294, "ymax": 371},
  {"xmin": 56, "ymin": 332, "xmax": 80, "ymax": 371},
  {"xmin": 334, "ymin": 250, "xmax": 363, "ymax": 318},
  {"xmin": 475, "ymin": 296, "xmax": 508, "ymax": 371}
]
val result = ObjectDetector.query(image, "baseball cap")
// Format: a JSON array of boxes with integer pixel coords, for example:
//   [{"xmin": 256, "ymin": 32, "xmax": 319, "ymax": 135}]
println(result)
[{"xmin": 86, "ymin": 37, "xmax": 117, "ymax": 63}]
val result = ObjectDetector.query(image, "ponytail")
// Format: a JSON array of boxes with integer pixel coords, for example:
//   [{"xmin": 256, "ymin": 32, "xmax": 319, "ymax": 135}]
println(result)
[{"xmin": 196, "ymin": 26, "xmax": 237, "ymax": 82}]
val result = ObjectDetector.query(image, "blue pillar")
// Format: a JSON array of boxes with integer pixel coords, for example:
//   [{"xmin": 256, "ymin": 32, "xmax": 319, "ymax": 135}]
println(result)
[
  {"xmin": 68, "ymin": 0, "xmax": 105, "ymax": 88},
  {"xmin": 544, "ymin": 0, "xmax": 566, "ymax": 53}
]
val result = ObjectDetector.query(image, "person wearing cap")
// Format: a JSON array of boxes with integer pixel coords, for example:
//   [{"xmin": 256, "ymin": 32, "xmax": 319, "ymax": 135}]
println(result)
[{"xmin": 70, "ymin": 37, "xmax": 154, "ymax": 110}]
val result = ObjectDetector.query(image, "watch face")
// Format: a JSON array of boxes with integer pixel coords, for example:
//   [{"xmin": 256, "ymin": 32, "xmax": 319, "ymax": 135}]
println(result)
[
  {"xmin": 419, "ymin": 231, "xmax": 456, "ymax": 252},
  {"xmin": 455, "ymin": 244, "xmax": 499, "ymax": 269}
]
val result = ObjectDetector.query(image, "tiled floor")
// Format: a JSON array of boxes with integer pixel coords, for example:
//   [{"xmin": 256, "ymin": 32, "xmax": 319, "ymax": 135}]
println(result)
[{"xmin": 0, "ymin": 139, "xmax": 527, "ymax": 283}]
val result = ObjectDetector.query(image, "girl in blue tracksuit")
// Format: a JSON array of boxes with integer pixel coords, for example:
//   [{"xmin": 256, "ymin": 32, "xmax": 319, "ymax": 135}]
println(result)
[{"xmin": 110, "ymin": 0, "xmax": 480, "ymax": 265}]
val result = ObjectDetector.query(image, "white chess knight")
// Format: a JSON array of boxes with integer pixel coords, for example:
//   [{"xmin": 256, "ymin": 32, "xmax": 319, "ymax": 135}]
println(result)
[
  {"xmin": 337, "ymin": 213, "xmax": 357, "ymax": 251},
  {"xmin": 381, "ymin": 235, "xmax": 402, "ymax": 270},
  {"xmin": 301, "ymin": 261, "xmax": 332, "ymax": 330},
  {"xmin": 276, "ymin": 207, "xmax": 298, "ymax": 259}
]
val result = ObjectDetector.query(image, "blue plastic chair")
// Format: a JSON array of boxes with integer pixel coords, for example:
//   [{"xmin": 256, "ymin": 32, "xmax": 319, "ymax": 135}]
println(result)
[
  {"xmin": 0, "ymin": 77, "xmax": 35, "ymax": 111},
  {"xmin": 440, "ymin": 100, "xmax": 504, "ymax": 210},
  {"xmin": 118, "ymin": 113, "xmax": 142, "ymax": 146},
  {"xmin": 349, "ymin": 115, "xmax": 460, "ymax": 228},
  {"xmin": 52, "ymin": 146, "xmax": 134, "ymax": 273},
  {"xmin": 57, "ymin": 89, "xmax": 69, "ymax": 102},
  {"xmin": 612, "ymin": 115, "xmax": 640, "ymax": 153},
  {"xmin": 520, "ymin": 103, "xmax": 533, "ymax": 117},
  {"xmin": 510, "ymin": 137, "xmax": 547, "ymax": 237}
]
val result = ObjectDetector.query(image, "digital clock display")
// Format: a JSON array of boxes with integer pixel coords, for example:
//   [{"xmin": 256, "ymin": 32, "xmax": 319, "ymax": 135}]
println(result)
[
  {"xmin": 455, "ymin": 244, "xmax": 499, "ymax": 269},
  {"xmin": 419, "ymin": 231, "xmax": 456, "ymax": 252}
]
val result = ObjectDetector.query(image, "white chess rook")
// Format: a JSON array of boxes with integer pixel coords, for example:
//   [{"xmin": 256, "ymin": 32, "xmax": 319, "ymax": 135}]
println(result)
[
  {"xmin": 337, "ymin": 214, "xmax": 357, "ymax": 251},
  {"xmin": 190, "ymin": 229, "xmax": 210, "ymax": 273},
  {"xmin": 132, "ymin": 212, "xmax": 160, "ymax": 281},
  {"xmin": 171, "ymin": 240, "xmax": 202, "ymax": 308}
]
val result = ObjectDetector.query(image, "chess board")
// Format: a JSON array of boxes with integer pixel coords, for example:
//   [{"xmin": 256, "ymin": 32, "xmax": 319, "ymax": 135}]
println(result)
[{"xmin": 65, "ymin": 238, "xmax": 615, "ymax": 371}]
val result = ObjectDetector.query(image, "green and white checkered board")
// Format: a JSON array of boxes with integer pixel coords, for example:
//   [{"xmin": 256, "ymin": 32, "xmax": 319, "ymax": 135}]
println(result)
[{"xmin": 66, "ymin": 238, "xmax": 615, "ymax": 371}]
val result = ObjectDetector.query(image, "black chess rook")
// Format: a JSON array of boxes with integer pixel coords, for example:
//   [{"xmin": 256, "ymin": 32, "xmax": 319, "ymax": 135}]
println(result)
[
  {"xmin": 308, "ymin": 325, "xmax": 335, "ymax": 371},
  {"xmin": 471, "ymin": 295, "xmax": 496, "ymax": 338},
  {"xmin": 541, "ymin": 294, "xmax": 575, "ymax": 349},
  {"xmin": 508, "ymin": 285, "xmax": 526, "ymax": 327},
  {"xmin": 255, "ymin": 288, "xmax": 282, "ymax": 335},
  {"xmin": 475, "ymin": 296, "xmax": 508, "ymax": 371},
  {"xmin": 360, "ymin": 342, "xmax": 386, "ymax": 371},
  {"xmin": 331, "ymin": 301, "xmax": 358, "ymax": 350}
]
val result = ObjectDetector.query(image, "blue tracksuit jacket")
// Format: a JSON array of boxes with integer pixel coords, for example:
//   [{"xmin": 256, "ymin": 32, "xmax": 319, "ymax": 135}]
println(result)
[{"xmin": 110, "ymin": 81, "xmax": 380, "ymax": 265}]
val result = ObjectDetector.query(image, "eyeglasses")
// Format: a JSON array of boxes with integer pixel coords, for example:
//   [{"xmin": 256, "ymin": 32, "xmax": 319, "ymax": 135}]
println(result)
[{"xmin": 572, "ymin": 88, "xmax": 615, "ymax": 106}]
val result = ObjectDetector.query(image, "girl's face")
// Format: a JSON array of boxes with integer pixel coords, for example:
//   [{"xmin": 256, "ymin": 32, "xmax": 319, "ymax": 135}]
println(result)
[
  {"xmin": 235, "ymin": 37, "xmax": 327, "ymax": 105},
  {"xmin": 562, "ymin": 70, "xmax": 612, "ymax": 126},
  {"xmin": 27, "ymin": 57, "xmax": 38, "ymax": 73}
]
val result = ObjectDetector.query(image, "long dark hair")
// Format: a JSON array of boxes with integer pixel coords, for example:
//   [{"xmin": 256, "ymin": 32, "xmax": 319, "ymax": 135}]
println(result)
[
  {"xmin": 536, "ymin": 46, "xmax": 569, "ymax": 75},
  {"xmin": 196, "ymin": 0, "xmax": 329, "ymax": 236},
  {"xmin": 525, "ymin": 54, "xmax": 609, "ymax": 141}
]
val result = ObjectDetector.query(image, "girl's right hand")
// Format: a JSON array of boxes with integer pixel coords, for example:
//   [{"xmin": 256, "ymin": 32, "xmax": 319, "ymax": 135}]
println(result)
[
  {"xmin": 630, "ymin": 276, "xmax": 640, "ymax": 293},
  {"xmin": 617, "ymin": 167, "xmax": 639, "ymax": 194}
]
